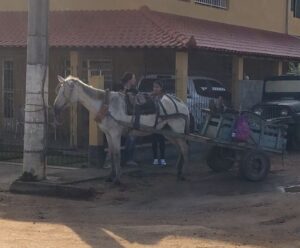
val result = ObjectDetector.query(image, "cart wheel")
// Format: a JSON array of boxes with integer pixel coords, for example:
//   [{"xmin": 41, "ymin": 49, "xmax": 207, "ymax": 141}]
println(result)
[
  {"xmin": 239, "ymin": 151, "xmax": 270, "ymax": 182},
  {"xmin": 206, "ymin": 146, "xmax": 235, "ymax": 172}
]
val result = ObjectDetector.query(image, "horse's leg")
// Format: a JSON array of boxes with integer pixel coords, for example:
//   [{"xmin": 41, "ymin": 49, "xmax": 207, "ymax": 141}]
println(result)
[
  {"xmin": 174, "ymin": 138, "xmax": 189, "ymax": 181},
  {"xmin": 104, "ymin": 132, "xmax": 116, "ymax": 182},
  {"xmin": 110, "ymin": 132, "xmax": 122, "ymax": 185},
  {"xmin": 165, "ymin": 136, "xmax": 187, "ymax": 180},
  {"xmin": 164, "ymin": 136, "xmax": 179, "ymax": 162}
]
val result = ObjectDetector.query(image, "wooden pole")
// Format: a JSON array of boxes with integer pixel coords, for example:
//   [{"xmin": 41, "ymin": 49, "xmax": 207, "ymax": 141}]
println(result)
[
  {"xmin": 69, "ymin": 51, "xmax": 79, "ymax": 147},
  {"xmin": 88, "ymin": 75, "xmax": 105, "ymax": 167},
  {"xmin": 275, "ymin": 60, "xmax": 283, "ymax": 76},
  {"xmin": 175, "ymin": 51, "xmax": 188, "ymax": 102},
  {"xmin": 232, "ymin": 56, "xmax": 244, "ymax": 109},
  {"xmin": 89, "ymin": 75, "xmax": 104, "ymax": 146}
]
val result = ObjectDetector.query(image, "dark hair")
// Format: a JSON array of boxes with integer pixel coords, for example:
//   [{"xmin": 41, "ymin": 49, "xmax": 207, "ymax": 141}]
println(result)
[
  {"xmin": 121, "ymin": 72, "xmax": 134, "ymax": 85},
  {"xmin": 153, "ymin": 80, "xmax": 164, "ymax": 90}
]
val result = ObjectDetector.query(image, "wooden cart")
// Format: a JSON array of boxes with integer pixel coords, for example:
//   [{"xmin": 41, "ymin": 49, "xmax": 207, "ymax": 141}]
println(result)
[{"xmin": 196, "ymin": 110, "xmax": 286, "ymax": 181}]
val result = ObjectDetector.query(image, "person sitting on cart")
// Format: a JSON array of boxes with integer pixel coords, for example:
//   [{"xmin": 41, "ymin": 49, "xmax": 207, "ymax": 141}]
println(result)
[{"xmin": 209, "ymin": 96, "xmax": 226, "ymax": 114}]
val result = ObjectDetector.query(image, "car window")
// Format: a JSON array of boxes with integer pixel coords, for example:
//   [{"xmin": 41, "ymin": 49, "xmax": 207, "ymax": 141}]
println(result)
[
  {"xmin": 193, "ymin": 79, "xmax": 226, "ymax": 98},
  {"xmin": 193, "ymin": 79, "xmax": 211, "ymax": 96}
]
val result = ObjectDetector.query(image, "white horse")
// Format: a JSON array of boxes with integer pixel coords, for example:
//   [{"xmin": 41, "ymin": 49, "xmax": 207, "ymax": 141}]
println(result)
[{"xmin": 53, "ymin": 75, "xmax": 190, "ymax": 184}]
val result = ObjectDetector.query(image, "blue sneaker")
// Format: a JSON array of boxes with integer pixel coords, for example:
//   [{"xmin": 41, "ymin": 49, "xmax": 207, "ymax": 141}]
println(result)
[{"xmin": 160, "ymin": 159, "xmax": 167, "ymax": 166}]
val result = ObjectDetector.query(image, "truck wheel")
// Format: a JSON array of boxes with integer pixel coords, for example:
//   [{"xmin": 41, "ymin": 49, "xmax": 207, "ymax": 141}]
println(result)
[
  {"xmin": 206, "ymin": 146, "xmax": 235, "ymax": 172},
  {"xmin": 239, "ymin": 151, "xmax": 270, "ymax": 181}
]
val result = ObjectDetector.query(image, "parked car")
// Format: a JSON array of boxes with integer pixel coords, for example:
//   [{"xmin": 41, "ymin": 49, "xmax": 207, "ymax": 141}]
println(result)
[
  {"xmin": 138, "ymin": 74, "xmax": 230, "ymax": 130},
  {"xmin": 252, "ymin": 74, "xmax": 300, "ymax": 148}
]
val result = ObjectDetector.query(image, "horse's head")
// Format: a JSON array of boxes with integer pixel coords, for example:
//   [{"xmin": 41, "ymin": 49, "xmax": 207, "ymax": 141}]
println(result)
[{"xmin": 53, "ymin": 75, "xmax": 79, "ymax": 118}]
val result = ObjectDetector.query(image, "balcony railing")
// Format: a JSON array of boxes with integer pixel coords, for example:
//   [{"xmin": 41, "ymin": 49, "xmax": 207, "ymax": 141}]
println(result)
[{"xmin": 194, "ymin": 0, "xmax": 228, "ymax": 9}]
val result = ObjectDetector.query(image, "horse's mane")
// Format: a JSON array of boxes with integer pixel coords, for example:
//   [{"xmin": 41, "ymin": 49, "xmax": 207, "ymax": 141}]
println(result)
[{"xmin": 66, "ymin": 75, "xmax": 106, "ymax": 100}]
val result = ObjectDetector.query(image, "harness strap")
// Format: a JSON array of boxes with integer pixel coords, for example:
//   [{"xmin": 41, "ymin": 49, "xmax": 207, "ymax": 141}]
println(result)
[
  {"xmin": 165, "ymin": 94, "xmax": 179, "ymax": 113},
  {"xmin": 158, "ymin": 100, "xmax": 167, "ymax": 115}
]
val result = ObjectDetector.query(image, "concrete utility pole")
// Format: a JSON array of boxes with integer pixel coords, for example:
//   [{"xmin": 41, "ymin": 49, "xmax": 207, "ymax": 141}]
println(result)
[{"xmin": 22, "ymin": 0, "xmax": 49, "ymax": 180}]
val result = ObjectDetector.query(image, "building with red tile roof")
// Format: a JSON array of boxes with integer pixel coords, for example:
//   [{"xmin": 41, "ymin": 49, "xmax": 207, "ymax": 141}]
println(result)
[
  {"xmin": 1, "ymin": 8, "xmax": 300, "ymax": 59},
  {"xmin": 0, "ymin": 0, "xmax": 300, "ymax": 149}
]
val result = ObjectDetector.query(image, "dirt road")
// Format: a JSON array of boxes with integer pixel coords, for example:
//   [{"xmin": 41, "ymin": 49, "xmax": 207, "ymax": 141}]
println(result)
[{"xmin": 0, "ymin": 154, "xmax": 300, "ymax": 248}]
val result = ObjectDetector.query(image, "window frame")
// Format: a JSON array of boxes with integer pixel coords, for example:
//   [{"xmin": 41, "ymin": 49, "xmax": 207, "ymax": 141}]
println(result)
[{"xmin": 194, "ymin": 0, "xmax": 229, "ymax": 10}]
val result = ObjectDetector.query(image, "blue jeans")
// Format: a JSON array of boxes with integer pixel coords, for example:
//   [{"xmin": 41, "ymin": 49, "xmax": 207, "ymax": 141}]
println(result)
[{"xmin": 124, "ymin": 135, "xmax": 136, "ymax": 162}]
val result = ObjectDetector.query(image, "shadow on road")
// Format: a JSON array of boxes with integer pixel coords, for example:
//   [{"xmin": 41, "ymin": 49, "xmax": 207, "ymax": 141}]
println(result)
[{"xmin": 0, "ymin": 157, "xmax": 299, "ymax": 247}]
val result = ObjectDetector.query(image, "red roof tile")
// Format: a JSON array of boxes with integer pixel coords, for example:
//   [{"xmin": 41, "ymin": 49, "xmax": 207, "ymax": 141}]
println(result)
[
  {"xmin": 151, "ymin": 11, "xmax": 300, "ymax": 59},
  {"xmin": 0, "ymin": 8, "xmax": 300, "ymax": 59}
]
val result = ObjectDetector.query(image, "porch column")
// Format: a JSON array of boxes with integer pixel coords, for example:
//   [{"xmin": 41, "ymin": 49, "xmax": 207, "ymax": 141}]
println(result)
[
  {"xmin": 232, "ymin": 56, "xmax": 244, "ymax": 109},
  {"xmin": 274, "ymin": 60, "xmax": 283, "ymax": 76},
  {"xmin": 175, "ymin": 51, "xmax": 188, "ymax": 102},
  {"xmin": 70, "ymin": 51, "xmax": 79, "ymax": 147},
  {"xmin": 88, "ymin": 75, "xmax": 105, "ymax": 167}
]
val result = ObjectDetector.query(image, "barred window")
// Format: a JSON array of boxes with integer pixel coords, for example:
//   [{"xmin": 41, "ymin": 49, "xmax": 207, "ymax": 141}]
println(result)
[
  {"xmin": 2, "ymin": 61, "xmax": 14, "ymax": 118},
  {"xmin": 194, "ymin": 0, "xmax": 228, "ymax": 9},
  {"xmin": 84, "ymin": 59, "xmax": 113, "ymax": 89}
]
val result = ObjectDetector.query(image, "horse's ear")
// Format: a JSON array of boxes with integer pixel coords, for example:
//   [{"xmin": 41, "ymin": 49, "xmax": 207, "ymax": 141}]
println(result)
[{"xmin": 57, "ymin": 75, "xmax": 65, "ymax": 83}]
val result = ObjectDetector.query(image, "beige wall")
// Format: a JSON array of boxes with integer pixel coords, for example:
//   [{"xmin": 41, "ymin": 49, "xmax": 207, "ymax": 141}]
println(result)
[{"xmin": 2, "ymin": 0, "xmax": 300, "ymax": 35}]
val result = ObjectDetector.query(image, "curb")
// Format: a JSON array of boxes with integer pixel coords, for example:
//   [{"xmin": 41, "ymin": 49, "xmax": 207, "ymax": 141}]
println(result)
[{"xmin": 9, "ymin": 180, "xmax": 96, "ymax": 200}]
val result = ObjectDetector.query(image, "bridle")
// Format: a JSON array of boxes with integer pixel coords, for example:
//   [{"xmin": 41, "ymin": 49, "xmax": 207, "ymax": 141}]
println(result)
[{"xmin": 55, "ymin": 80, "xmax": 75, "ymax": 108}]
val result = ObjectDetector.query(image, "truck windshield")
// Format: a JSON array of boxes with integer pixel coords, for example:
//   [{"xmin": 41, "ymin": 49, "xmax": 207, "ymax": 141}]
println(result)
[{"xmin": 264, "ymin": 79, "xmax": 300, "ymax": 99}]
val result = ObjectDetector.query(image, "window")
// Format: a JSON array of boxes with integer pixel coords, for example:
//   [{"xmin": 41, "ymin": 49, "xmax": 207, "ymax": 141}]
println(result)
[
  {"xmin": 292, "ymin": 0, "xmax": 300, "ymax": 18},
  {"xmin": 194, "ymin": 0, "xmax": 228, "ymax": 9},
  {"xmin": 2, "ymin": 61, "xmax": 14, "ymax": 118},
  {"xmin": 83, "ymin": 59, "xmax": 113, "ymax": 89}
]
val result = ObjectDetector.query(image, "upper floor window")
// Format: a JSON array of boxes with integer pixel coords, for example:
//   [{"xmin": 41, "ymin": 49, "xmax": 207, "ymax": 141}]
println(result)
[
  {"xmin": 291, "ymin": 0, "xmax": 300, "ymax": 18},
  {"xmin": 194, "ymin": 0, "xmax": 228, "ymax": 9}
]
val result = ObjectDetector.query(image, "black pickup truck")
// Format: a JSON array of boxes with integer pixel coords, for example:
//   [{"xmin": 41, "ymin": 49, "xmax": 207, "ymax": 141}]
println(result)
[{"xmin": 252, "ymin": 75, "xmax": 300, "ymax": 148}]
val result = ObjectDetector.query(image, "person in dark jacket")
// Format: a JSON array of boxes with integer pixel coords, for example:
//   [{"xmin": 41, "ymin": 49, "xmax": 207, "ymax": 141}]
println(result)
[
  {"xmin": 121, "ymin": 72, "xmax": 138, "ymax": 94},
  {"xmin": 151, "ymin": 81, "xmax": 167, "ymax": 166},
  {"xmin": 121, "ymin": 72, "xmax": 139, "ymax": 167}
]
